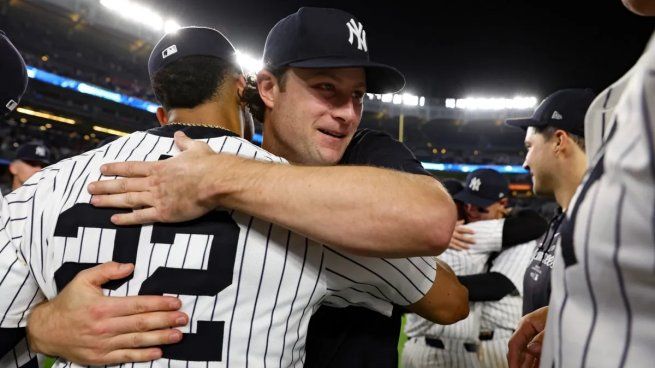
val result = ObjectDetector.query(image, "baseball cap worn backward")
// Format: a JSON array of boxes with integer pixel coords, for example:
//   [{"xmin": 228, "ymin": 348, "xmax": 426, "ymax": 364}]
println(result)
[
  {"xmin": 148, "ymin": 26, "xmax": 240, "ymax": 79},
  {"xmin": 263, "ymin": 7, "xmax": 405, "ymax": 94},
  {"xmin": 0, "ymin": 30, "xmax": 28, "ymax": 117},
  {"xmin": 453, "ymin": 169, "xmax": 510, "ymax": 208},
  {"xmin": 505, "ymin": 88, "xmax": 596, "ymax": 137}
]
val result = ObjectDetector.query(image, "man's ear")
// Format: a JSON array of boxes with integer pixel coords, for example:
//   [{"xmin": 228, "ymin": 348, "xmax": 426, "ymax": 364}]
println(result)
[
  {"xmin": 257, "ymin": 70, "xmax": 277, "ymax": 109},
  {"xmin": 553, "ymin": 129, "xmax": 570, "ymax": 155},
  {"xmin": 8, "ymin": 161, "xmax": 18, "ymax": 176},
  {"xmin": 156, "ymin": 107, "xmax": 168, "ymax": 126},
  {"xmin": 236, "ymin": 74, "xmax": 247, "ymax": 97}
]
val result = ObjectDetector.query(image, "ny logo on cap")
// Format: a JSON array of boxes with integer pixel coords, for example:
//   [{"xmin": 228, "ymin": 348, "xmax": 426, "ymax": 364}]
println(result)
[
  {"xmin": 469, "ymin": 177, "xmax": 482, "ymax": 192},
  {"xmin": 162, "ymin": 45, "xmax": 178, "ymax": 59},
  {"xmin": 346, "ymin": 19, "xmax": 367, "ymax": 52},
  {"xmin": 551, "ymin": 111, "xmax": 563, "ymax": 120},
  {"xmin": 35, "ymin": 146, "xmax": 47, "ymax": 157}
]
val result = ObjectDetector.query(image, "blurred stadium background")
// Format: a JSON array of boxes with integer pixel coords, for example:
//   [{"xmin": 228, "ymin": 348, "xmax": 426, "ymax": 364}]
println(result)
[{"xmin": 0, "ymin": 1, "xmax": 558, "ymax": 365}]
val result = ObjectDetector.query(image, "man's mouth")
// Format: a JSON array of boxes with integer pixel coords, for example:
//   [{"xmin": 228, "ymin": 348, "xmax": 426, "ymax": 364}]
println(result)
[{"xmin": 318, "ymin": 128, "xmax": 347, "ymax": 139}]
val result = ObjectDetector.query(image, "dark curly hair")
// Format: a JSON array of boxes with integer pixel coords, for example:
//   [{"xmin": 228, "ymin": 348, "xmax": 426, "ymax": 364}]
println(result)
[
  {"xmin": 152, "ymin": 55, "xmax": 239, "ymax": 110},
  {"xmin": 240, "ymin": 67, "xmax": 289, "ymax": 123}
]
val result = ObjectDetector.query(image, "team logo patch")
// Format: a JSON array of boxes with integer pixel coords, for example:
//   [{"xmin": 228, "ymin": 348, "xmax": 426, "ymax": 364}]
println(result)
[
  {"xmin": 5, "ymin": 99, "xmax": 18, "ymax": 111},
  {"xmin": 162, "ymin": 45, "xmax": 178, "ymax": 59},
  {"xmin": 346, "ymin": 18, "xmax": 367, "ymax": 52},
  {"xmin": 469, "ymin": 177, "xmax": 482, "ymax": 192}
]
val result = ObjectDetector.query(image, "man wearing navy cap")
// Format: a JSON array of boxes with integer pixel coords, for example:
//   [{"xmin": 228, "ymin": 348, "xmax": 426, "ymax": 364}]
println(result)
[
  {"xmin": 8, "ymin": 142, "xmax": 53, "ymax": 191},
  {"xmin": 0, "ymin": 31, "xmax": 28, "ymax": 118},
  {"xmin": 454, "ymin": 169, "xmax": 511, "ymax": 222},
  {"xmin": 20, "ymin": 12, "xmax": 466, "ymax": 367},
  {"xmin": 504, "ymin": 89, "xmax": 594, "ymax": 316},
  {"xmin": 56, "ymin": 7, "xmax": 457, "ymax": 368},
  {"xmin": 503, "ymin": 89, "xmax": 593, "ymax": 367}
]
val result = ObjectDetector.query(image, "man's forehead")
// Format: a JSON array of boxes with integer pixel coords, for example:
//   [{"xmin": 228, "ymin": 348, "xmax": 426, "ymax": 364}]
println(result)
[
  {"xmin": 525, "ymin": 126, "xmax": 538, "ymax": 141},
  {"xmin": 294, "ymin": 67, "xmax": 366, "ymax": 85}
]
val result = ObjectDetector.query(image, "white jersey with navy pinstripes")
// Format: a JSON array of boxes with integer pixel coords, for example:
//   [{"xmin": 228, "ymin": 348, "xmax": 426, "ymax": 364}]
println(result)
[
  {"xmin": 0, "ymin": 126, "xmax": 437, "ymax": 368},
  {"xmin": 480, "ymin": 240, "xmax": 536, "ymax": 334},
  {"xmin": 541, "ymin": 32, "xmax": 655, "ymax": 368},
  {"xmin": 478, "ymin": 240, "xmax": 535, "ymax": 368},
  {"xmin": 404, "ymin": 219, "xmax": 505, "ymax": 341}
]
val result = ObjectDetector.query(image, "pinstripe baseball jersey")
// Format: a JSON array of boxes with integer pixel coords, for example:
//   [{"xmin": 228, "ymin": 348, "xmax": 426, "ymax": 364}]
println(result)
[
  {"xmin": 0, "ymin": 125, "xmax": 437, "ymax": 368},
  {"xmin": 480, "ymin": 241, "xmax": 536, "ymax": 333},
  {"xmin": 541, "ymin": 33, "xmax": 655, "ymax": 368},
  {"xmin": 405, "ymin": 219, "xmax": 504, "ymax": 341},
  {"xmin": 478, "ymin": 241, "xmax": 535, "ymax": 368}
]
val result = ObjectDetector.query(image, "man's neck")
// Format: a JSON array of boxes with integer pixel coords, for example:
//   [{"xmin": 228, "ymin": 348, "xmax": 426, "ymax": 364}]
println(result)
[
  {"xmin": 166, "ymin": 101, "xmax": 241, "ymax": 135},
  {"xmin": 554, "ymin": 154, "xmax": 587, "ymax": 211}
]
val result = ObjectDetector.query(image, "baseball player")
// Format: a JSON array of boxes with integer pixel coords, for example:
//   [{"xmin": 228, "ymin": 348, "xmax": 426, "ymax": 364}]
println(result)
[
  {"xmin": 24, "ymin": 8, "xmax": 458, "ymax": 368},
  {"xmin": 8, "ymin": 142, "xmax": 54, "ymax": 191},
  {"xmin": 1, "ymin": 30, "xmax": 29, "ymax": 198},
  {"xmin": 508, "ymin": 1, "xmax": 655, "ymax": 366},
  {"xmin": 539, "ymin": 5, "xmax": 655, "ymax": 368},
  {"xmin": 0, "ymin": 31, "xmax": 27, "ymax": 121},
  {"xmin": 0, "ymin": 25, "xmax": 467, "ymax": 368},
  {"xmin": 477, "ymin": 88, "xmax": 595, "ymax": 367},
  {"xmin": 403, "ymin": 170, "xmax": 545, "ymax": 368},
  {"xmin": 0, "ymin": 29, "xmax": 40, "ymax": 368},
  {"xmin": 477, "ymin": 241, "xmax": 535, "ymax": 368},
  {"xmin": 505, "ymin": 89, "xmax": 595, "ymax": 316}
]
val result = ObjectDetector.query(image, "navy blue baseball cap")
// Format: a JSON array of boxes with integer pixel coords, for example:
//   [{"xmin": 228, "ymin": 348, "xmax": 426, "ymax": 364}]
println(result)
[
  {"xmin": 0, "ymin": 31, "xmax": 28, "ymax": 117},
  {"xmin": 454, "ymin": 169, "xmax": 509, "ymax": 208},
  {"xmin": 148, "ymin": 26, "xmax": 240, "ymax": 79},
  {"xmin": 263, "ymin": 7, "xmax": 405, "ymax": 94},
  {"xmin": 15, "ymin": 142, "xmax": 53, "ymax": 166},
  {"xmin": 442, "ymin": 179, "xmax": 464, "ymax": 197},
  {"xmin": 505, "ymin": 88, "xmax": 596, "ymax": 137}
]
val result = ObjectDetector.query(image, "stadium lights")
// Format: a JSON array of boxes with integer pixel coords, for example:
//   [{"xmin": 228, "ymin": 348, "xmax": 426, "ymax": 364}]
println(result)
[
  {"xmin": 93, "ymin": 125, "xmax": 129, "ymax": 136},
  {"xmin": 366, "ymin": 93, "xmax": 425, "ymax": 107},
  {"xmin": 420, "ymin": 162, "xmax": 528, "ymax": 174},
  {"xmin": 235, "ymin": 50, "xmax": 263, "ymax": 74},
  {"xmin": 16, "ymin": 107, "xmax": 76, "ymax": 125},
  {"xmin": 100, "ymin": 0, "xmax": 180, "ymax": 34},
  {"xmin": 445, "ymin": 96, "xmax": 538, "ymax": 110}
]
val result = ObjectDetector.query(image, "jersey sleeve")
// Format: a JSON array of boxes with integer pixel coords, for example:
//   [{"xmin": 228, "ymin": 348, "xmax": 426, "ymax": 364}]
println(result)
[
  {"xmin": 464, "ymin": 219, "xmax": 505, "ymax": 254},
  {"xmin": 321, "ymin": 247, "xmax": 436, "ymax": 316},
  {"xmin": 489, "ymin": 241, "xmax": 536, "ymax": 294},
  {"xmin": 339, "ymin": 129, "xmax": 432, "ymax": 176},
  {"xmin": 0, "ymin": 173, "xmax": 48, "ymax": 329}
]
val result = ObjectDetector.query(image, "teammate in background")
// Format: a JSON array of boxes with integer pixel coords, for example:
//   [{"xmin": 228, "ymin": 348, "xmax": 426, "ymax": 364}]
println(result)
[
  {"xmin": 504, "ymin": 89, "xmax": 594, "ymax": 316},
  {"xmin": 1, "ymin": 30, "xmax": 29, "ymax": 196},
  {"xmin": 8, "ymin": 142, "xmax": 54, "ymax": 191},
  {"xmin": 508, "ymin": 1, "xmax": 655, "ymax": 366},
  {"xmin": 465, "ymin": 90, "xmax": 593, "ymax": 368},
  {"xmin": 0, "ymin": 31, "xmax": 27, "ymax": 120},
  {"xmin": 17, "ymin": 9, "xmax": 466, "ymax": 366},
  {"xmin": 403, "ymin": 170, "xmax": 546, "ymax": 368}
]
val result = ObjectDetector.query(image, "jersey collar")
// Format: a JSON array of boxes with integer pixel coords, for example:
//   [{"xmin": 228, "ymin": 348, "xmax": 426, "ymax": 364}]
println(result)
[{"xmin": 148, "ymin": 124, "xmax": 240, "ymax": 139}]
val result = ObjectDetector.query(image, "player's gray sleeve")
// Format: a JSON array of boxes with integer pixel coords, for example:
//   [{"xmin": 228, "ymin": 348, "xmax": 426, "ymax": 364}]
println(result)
[{"xmin": 321, "ymin": 247, "xmax": 436, "ymax": 316}]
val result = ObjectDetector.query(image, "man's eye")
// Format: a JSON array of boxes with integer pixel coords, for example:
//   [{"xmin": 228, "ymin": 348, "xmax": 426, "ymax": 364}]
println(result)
[{"xmin": 318, "ymin": 83, "xmax": 335, "ymax": 91}]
